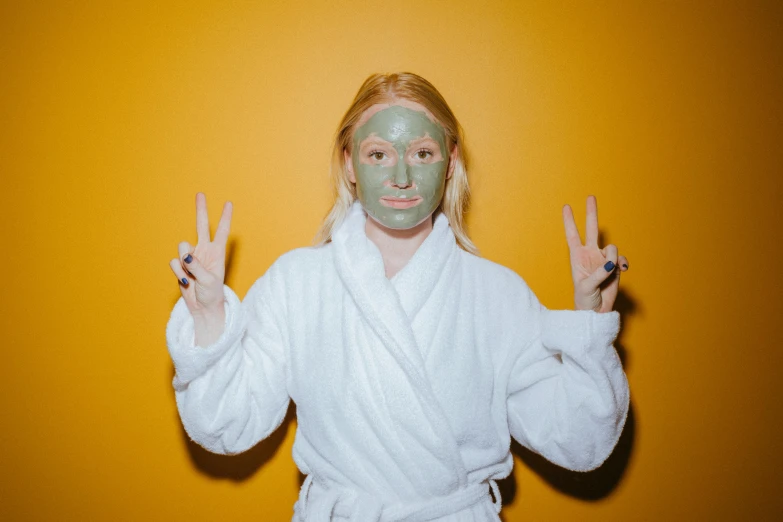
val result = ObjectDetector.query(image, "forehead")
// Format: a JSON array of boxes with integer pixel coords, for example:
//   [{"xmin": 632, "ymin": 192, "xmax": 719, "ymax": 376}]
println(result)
[
  {"xmin": 355, "ymin": 99, "xmax": 439, "ymax": 128},
  {"xmin": 353, "ymin": 101, "xmax": 445, "ymax": 147}
]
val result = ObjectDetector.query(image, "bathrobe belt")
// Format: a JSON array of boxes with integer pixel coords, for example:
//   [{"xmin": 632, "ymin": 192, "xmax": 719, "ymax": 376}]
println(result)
[{"xmin": 295, "ymin": 475, "xmax": 502, "ymax": 521}]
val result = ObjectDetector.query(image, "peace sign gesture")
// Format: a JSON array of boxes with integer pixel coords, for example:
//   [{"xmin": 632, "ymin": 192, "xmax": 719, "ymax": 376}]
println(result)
[
  {"xmin": 169, "ymin": 193, "xmax": 233, "ymax": 317},
  {"xmin": 562, "ymin": 195, "xmax": 629, "ymax": 313}
]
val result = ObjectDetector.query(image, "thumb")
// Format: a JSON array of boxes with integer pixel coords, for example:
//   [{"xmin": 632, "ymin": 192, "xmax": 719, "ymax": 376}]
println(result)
[{"xmin": 587, "ymin": 244, "xmax": 618, "ymax": 288}]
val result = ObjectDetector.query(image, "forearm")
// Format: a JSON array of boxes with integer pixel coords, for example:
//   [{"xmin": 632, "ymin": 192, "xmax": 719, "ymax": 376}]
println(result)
[
  {"xmin": 174, "ymin": 334, "xmax": 290, "ymax": 455},
  {"xmin": 166, "ymin": 280, "xmax": 290, "ymax": 455},
  {"xmin": 508, "ymin": 309, "xmax": 629, "ymax": 471}
]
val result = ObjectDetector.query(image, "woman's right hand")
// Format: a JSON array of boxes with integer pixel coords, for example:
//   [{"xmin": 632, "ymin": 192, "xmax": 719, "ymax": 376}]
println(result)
[{"xmin": 169, "ymin": 193, "xmax": 233, "ymax": 345}]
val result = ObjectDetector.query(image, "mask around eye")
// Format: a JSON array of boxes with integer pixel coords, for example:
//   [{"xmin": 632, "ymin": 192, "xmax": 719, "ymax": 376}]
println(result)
[{"xmin": 351, "ymin": 106, "xmax": 449, "ymax": 230}]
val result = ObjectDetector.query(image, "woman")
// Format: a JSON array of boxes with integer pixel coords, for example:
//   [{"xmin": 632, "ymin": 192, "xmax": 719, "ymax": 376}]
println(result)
[{"xmin": 166, "ymin": 72, "xmax": 630, "ymax": 521}]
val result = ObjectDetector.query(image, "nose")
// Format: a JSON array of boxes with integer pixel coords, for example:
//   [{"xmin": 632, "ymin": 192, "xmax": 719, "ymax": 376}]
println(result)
[{"xmin": 392, "ymin": 161, "xmax": 412, "ymax": 188}]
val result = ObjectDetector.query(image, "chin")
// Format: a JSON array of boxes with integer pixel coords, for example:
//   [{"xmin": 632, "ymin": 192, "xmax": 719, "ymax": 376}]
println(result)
[{"xmin": 368, "ymin": 209, "xmax": 432, "ymax": 231}]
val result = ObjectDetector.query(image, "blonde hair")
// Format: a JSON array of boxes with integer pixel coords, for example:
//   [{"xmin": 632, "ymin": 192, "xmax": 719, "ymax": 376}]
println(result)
[{"xmin": 314, "ymin": 72, "xmax": 478, "ymax": 255}]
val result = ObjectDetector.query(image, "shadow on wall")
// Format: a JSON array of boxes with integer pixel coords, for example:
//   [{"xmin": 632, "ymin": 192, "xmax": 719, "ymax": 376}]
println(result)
[
  {"xmin": 500, "ymin": 403, "xmax": 637, "ymax": 504},
  {"xmin": 499, "ymin": 286, "xmax": 640, "ymax": 505},
  {"xmin": 176, "ymin": 403, "xmax": 297, "ymax": 482}
]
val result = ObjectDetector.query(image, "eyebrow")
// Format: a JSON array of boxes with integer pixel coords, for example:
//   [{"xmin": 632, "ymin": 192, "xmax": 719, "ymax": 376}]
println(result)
[{"xmin": 407, "ymin": 135, "xmax": 439, "ymax": 145}]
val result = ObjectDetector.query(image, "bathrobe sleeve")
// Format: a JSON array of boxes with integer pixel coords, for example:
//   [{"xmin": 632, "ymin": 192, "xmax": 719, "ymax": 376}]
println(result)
[
  {"xmin": 165, "ymin": 268, "xmax": 290, "ymax": 455},
  {"xmin": 506, "ymin": 287, "xmax": 629, "ymax": 472}
]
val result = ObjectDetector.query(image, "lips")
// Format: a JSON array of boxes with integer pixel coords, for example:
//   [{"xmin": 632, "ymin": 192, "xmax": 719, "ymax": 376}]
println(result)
[{"xmin": 379, "ymin": 195, "xmax": 423, "ymax": 209}]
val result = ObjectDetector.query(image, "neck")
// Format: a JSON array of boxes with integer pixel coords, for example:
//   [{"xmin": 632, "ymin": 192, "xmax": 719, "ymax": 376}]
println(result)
[{"xmin": 364, "ymin": 214, "xmax": 434, "ymax": 279}]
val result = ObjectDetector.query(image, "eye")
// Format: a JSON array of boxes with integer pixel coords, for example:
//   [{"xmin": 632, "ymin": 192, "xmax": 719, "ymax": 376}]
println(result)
[
  {"xmin": 368, "ymin": 150, "xmax": 387, "ymax": 161},
  {"xmin": 415, "ymin": 149, "xmax": 433, "ymax": 159}
]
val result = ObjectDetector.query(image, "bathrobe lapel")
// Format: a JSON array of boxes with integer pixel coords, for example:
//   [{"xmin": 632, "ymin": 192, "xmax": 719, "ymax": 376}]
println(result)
[
  {"xmin": 331, "ymin": 202, "xmax": 468, "ymax": 488},
  {"xmin": 390, "ymin": 209, "xmax": 457, "ymax": 321}
]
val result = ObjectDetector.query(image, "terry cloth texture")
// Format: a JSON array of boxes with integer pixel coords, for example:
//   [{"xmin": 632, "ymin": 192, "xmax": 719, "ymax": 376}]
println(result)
[{"xmin": 167, "ymin": 202, "xmax": 629, "ymax": 521}]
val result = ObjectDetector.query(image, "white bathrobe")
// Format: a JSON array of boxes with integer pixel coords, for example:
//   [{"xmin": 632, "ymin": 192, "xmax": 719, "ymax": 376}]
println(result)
[{"xmin": 166, "ymin": 202, "xmax": 630, "ymax": 521}]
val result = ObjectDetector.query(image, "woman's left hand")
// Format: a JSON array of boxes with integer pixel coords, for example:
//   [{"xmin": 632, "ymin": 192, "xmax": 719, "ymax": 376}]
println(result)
[{"xmin": 562, "ymin": 195, "xmax": 629, "ymax": 313}]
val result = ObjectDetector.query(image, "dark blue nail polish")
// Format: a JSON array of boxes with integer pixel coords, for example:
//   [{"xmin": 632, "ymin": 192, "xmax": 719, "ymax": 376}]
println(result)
[
  {"xmin": 184, "ymin": 254, "xmax": 193, "ymax": 264},
  {"xmin": 604, "ymin": 261, "xmax": 615, "ymax": 272},
  {"xmin": 180, "ymin": 277, "xmax": 188, "ymax": 285}
]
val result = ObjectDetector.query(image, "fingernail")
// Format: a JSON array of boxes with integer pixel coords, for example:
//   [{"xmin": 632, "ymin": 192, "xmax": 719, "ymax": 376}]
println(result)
[
  {"xmin": 180, "ymin": 277, "xmax": 188, "ymax": 285},
  {"xmin": 604, "ymin": 261, "xmax": 615, "ymax": 272},
  {"xmin": 184, "ymin": 254, "xmax": 193, "ymax": 264},
  {"xmin": 622, "ymin": 263, "xmax": 628, "ymax": 269}
]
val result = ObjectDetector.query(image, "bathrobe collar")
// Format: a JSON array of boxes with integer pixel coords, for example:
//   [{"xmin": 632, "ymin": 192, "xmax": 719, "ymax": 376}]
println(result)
[
  {"xmin": 333, "ymin": 201, "xmax": 457, "ymax": 316},
  {"xmin": 331, "ymin": 201, "xmax": 468, "ymax": 486}
]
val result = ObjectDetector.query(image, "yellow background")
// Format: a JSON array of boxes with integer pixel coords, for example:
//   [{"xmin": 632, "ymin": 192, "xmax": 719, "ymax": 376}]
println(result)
[{"xmin": 2, "ymin": 1, "xmax": 781, "ymax": 520}]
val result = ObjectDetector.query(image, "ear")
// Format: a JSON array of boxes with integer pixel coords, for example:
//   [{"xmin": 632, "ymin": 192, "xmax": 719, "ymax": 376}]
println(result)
[
  {"xmin": 344, "ymin": 148, "xmax": 356, "ymax": 184},
  {"xmin": 446, "ymin": 144, "xmax": 459, "ymax": 180}
]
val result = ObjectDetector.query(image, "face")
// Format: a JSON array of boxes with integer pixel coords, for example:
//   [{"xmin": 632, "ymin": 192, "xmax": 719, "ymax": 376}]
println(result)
[{"xmin": 346, "ymin": 101, "xmax": 453, "ymax": 230}]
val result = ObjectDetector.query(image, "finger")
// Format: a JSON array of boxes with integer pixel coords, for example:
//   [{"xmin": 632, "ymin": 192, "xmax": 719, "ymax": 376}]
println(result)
[
  {"xmin": 619, "ymin": 255, "xmax": 629, "ymax": 272},
  {"xmin": 196, "ymin": 192, "xmax": 211, "ymax": 244},
  {"xmin": 178, "ymin": 241, "xmax": 194, "ymax": 263},
  {"xmin": 169, "ymin": 258, "xmax": 191, "ymax": 287},
  {"xmin": 178, "ymin": 241, "xmax": 210, "ymax": 280},
  {"xmin": 562, "ymin": 204, "xmax": 582, "ymax": 250},
  {"xmin": 588, "ymin": 243, "xmax": 618, "ymax": 287},
  {"xmin": 585, "ymin": 195, "xmax": 599, "ymax": 247},
  {"xmin": 213, "ymin": 201, "xmax": 233, "ymax": 247},
  {"xmin": 601, "ymin": 263, "xmax": 620, "ymax": 312}
]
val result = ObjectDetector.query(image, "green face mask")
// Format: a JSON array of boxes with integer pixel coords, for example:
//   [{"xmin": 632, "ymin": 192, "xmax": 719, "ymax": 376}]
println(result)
[{"xmin": 351, "ymin": 105, "xmax": 449, "ymax": 230}]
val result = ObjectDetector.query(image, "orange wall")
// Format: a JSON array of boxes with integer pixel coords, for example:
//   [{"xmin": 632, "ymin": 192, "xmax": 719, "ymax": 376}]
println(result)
[{"xmin": 2, "ymin": 1, "xmax": 781, "ymax": 520}]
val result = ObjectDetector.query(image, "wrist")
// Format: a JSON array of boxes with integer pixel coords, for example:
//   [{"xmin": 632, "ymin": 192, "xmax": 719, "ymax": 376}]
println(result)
[
  {"xmin": 192, "ymin": 301, "xmax": 226, "ymax": 330},
  {"xmin": 574, "ymin": 294, "xmax": 600, "ymax": 313},
  {"xmin": 191, "ymin": 301, "xmax": 225, "ymax": 319},
  {"xmin": 192, "ymin": 302, "xmax": 226, "ymax": 348}
]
